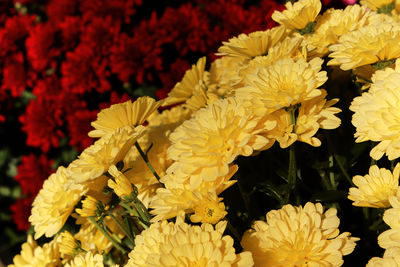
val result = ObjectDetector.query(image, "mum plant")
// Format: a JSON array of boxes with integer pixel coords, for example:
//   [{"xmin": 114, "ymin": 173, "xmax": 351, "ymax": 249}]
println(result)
[{"xmin": 9, "ymin": 0, "xmax": 400, "ymax": 266}]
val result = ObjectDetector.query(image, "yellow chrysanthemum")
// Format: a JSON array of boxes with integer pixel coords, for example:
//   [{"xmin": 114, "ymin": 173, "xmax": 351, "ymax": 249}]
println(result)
[
  {"xmin": 236, "ymin": 57, "xmax": 327, "ymax": 114},
  {"xmin": 231, "ymin": 36, "xmax": 305, "ymax": 89},
  {"xmin": 360, "ymin": 0, "xmax": 398, "ymax": 14},
  {"xmin": 267, "ymin": 90, "xmax": 341, "ymax": 148},
  {"xmin": 69, "ymin": 126, "xmax": 144, "ymax": 183},
  {"xmin": 350, "ymin": 62, "xmax": 400, "ymax": 160},
  {"xmin": 216, "ymin": 25, "xmax": 288, "ymax": 61},
  {"xmin": 8, "ymin": 235, "xmax": 60, "ymax": 267},
  {"xmin": 29, "ymin": 166, "xmax": 88, "ymax": 239},
  {"xmin": 271, "ymin": 0, "xmax": 322, "ymax": 32},
  {"xmin": 126, "ymin": 214, "xmax": 253, "ymax": 267},
  {"xmin": 241, "ymin": 202, "xmax": 359, "ymax": 266},
  {"xmin": 348, "ymin": 164, "xmax": 400, "ymax": 208},
  {"xmin": 89, "ymin": 96, "xmax": 161, "ymax": 138},
  {"xmin": 107, "ymin": 164, "xmax": 133, "ymax": 198},
  {"xmin": 328, "ymin": 22, "xmax": 400, "ymax": 70},
  {"xmin": 162, "ymin": 57, "xmax": 209, "ymax": 107},
  {"xmin": 190, "ymin": 192, "xmax": 227, "ymax": 224},
  {"xmin": 59, "ymin": 231, "xmax": 79, "ymax": 258},
  {"xmin": 305, "ymin": 4, "xmax": 374, "ymax": 57},
  {"xmin": 149, "ymin": 165, "xmax": 238, "ymax": 222},
  {"xmin": 64, "ymin": 252, "xmax": 104, "ymax": 267},
  {"xmin": 378, "ymin": 190, "xmax": 400, "ymax": 249},
  {"xmin": 367, "ymin": 247, "xmax": 400, "ymax": 266},
  {"xmin": 147, "ymin": 105, "xmax": 192, "ymax": 127},
  {"xmin": 167, "ymin": 97, "xmax": 275, "ymax": 188}
]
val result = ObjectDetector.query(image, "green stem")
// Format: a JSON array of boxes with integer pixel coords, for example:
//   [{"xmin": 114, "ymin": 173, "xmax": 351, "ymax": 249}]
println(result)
[
  {"xmin": 329, "ymin": 155, "xmax": 337, "ymax": 190},
  {"xmin": 135, "ymin": 142, "xmax": 164, "ymax": 187},
  {"xmin": 286, "ymin": 144, "xmax": 297, "ymax": 203},
  {"xmin": 120, "ymin": 202, "xmax": 149, "ymax": 229},
  {"xmin": 226, "ymin": 221, "xmax": 242, "ymax": 247},
  {"xmin": 333, "ymin": 153, "xmax": 355, "ymax": 187},
  {"xmin": 88, "ymin": 217, "xmax": 127, "ymax": 253},
  {"xmin": 109, "ymin": 213, "xmax": 135, "ymax": 247}
]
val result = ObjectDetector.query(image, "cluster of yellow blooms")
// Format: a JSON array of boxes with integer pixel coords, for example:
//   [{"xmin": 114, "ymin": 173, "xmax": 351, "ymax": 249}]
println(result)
[{"xmin": 10, "ymin": 0, "xmax": 400, "ymax": 265}]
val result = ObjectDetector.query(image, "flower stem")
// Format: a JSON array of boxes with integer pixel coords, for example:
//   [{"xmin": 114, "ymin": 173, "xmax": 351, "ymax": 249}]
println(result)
[
  {"xmin": 88, "ymin": 217, "xmax": 127, "ymax": 253},
  {"xmin": 285, "ymin": 144, "xmax": 297, "ymax": 203},
  {"xmin": 135, "ymin": 141, "xmax": 164, "ymax": 187},
  {"xmin": 109, "ymin": 213, "xmax": 135, "ymax": 247}
]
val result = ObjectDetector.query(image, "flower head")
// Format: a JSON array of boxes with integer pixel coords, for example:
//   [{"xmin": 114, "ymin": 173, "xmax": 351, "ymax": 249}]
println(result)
[
  {"xmin": 236, "ymin": 57, "xmax": 327, "ymax": 113},
  {"xmin": 216, "ymin": 26, "xmax": 288, "ymax": 61},
  {"xmin": 126, "ymin": 214, "xmax": 253, "ymax": 267},
  {"xmin": 328, "ymin": 23, "xmax": 400, "ymax": 70},
  {"xmin": 89, "ymin": 96, "xmax": 161, "ymax": 138},
  {"xmin": 350, "ymin": 61, "xmax": 400, "ymax": 160},
  {"xmin": 162, "ymin": 57, "xmax": 209, "ymax": 107},
  {"xmin": 69, "ymin": 126, "xmax": 144, "ymax": 183},
  {"xmin": 367, "ymin": 247, "xmax": 400, "ymax": 266},
  {"xmin": 241, "ymin": 202, "xmax": 359, "ymax": 266},
  {"xmin": 29, "ymin": 166, "xmax": 88, "ymax": 239},
  {"xmin": 271, "ymin": 0, "xmax": 322, "ymax": 32},
  {"xmin": 377, "ymin": 190, "xmax": 400, "ymax": 249},
  {"xmin": 348, "ymin": 164, "xmax": 400, "ymax": 208},
  {"xmin": 8, "ymin": 235, "xmax": 61, "ymax": 267},
  {"xmin": 64, "ymin": 252, "xmax": 104, "ymax": 267},
  {"xmin": 167, "ymin": 97, "xmax": 275, "ymax": 188}
]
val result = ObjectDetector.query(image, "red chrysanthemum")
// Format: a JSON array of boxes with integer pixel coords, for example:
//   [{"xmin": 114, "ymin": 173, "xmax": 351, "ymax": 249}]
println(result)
[
  {"xmin": 45, "ymin": 0, "xmax": 79, "ymax": 24},
  {"xmin": 15, "ymin": 154, "xmax": 54, "ymax": 196},
  {"xmin": 26, "ymin": 22, "xmax": 60, "ymax": 72},
  {"xmin": 10, "ymin": 196, "xmax": 34, "ymax": 231},
  {"xmin": 2, "ymin": 52, "xmax": 29, "ymax": 97},
  {"xmin": 61, "ymin": 43, "xmax": 111, "ymax": 94},
  {"xmin": 67, "ymin": 109, "xmax": 97, "ymax": 151}
]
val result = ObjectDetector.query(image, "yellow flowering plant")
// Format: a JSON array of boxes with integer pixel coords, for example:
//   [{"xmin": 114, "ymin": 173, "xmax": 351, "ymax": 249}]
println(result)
[{"xmin": 11, "ymin": 0, "xmax": 400, "ymax": 266}]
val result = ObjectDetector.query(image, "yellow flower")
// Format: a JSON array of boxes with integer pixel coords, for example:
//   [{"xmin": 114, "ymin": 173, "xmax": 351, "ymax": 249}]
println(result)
[
  {"xmin": 162, "ymin": 57, "xmax": 209, "ymax": 107},
  {"xmin": 236, "ymin": 57, "xmax": 327, "ymax": 113},
  {"xmin": 126, "ymin": 214, "xmax": 253, "ymax": 267},
  {"xmin": 305, "ymin": 4, "xmax": 374, "ymax": 57},
  {"xmin": 367, "ymin": 247, "xmax": 400, "ymax": 266},
  {"xmin": 348, "ymin": 164, "xmax": 400, "ymax": 208},
  {"xmin": 267, "ymin": 89, "xmax": 340, "ymax": 148},
  {"xmin": 76, "ymin": 195, "xmax": 104, "ymax": 218},
  {"xmin": 107, "ymin": 164, "xmax": 133, "ymax": 198},
  {"xmin": 149, "ymin": 165, "xmax": 237, "ymax": 222},
  {"xmin": 350, "ymin": 62, "xmax": 400, "ymax": 160},
  {"xmin": 64, "ymin": 252, "xmax": 104, "ymax": 267},
  {"xmin": 190, "ymin": 192, "xmax": 227, "ymax": 224},
  {"xmin": 147, "ymin": 105, "xmax": 192, "ymax": 127},
  {"xmin": 360, "ymin": 0, "xmax": 397, "ymax": 14},
  {"xmin": 29, "ymin": 166, "xmax": 88, "ymax": 239},
  {"xmin": 69, "ymin": 126, "xmax": 144, "ymax": 183},
  {"xmin": 8, "ymin": 235, "xmax": 61, "ymax": 267},
  {"xmin": 377, "ymin": 190, "xmax": 400, "ymax": 249},
  {"xmin": 328, "ymin": 22, "xmax": 400, "ymax": 70},
  {"xmin": 271, "ymin": 0, "xmax": 322, "ymax": 32},
  {"xmin": 241, "ymin": 202, "xmax": 359, "ymax": 266},
  {"xmin": 167, "ymin": 97, "xmax": 275, "ymax": 188},
  {"xmin": 216, "ymin": 26, "xmax": 288, "ymax": 61},
  {"xmin": 89, "ymin": 96, "xmax": 161, "ymax": 138},
  {"xmin": 59, "ymin": 231, "xmax": 78, "ymax": 258}
]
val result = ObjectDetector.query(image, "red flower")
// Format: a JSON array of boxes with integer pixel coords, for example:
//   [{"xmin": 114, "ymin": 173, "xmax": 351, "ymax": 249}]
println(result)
[
  {"xmin": 58, "ymin": 16, "xmax": 81, "ymax": 51},
  {"xmin": 62, "ymin": 43, "xmax": 111, "ymax": 94},
  {"xmin": 0, "ymin": 14, "xmax": 35, "ymax": 57},
  {"xmin": 67, "ymin": 109, "xmax": 97, "ymax": 151},
  {"xmin": 45, "ymin": 0, "xmax": 79, "ymax": 24},
  {"xmin": 79, "ymin": 0, "xmax": 142, "ymax": 24},
  {"xmin": 2, "ymin": 52, "xmax": 28, "ymax": 97},
  {"xmin": 80, "ymin": 16, "xmax": 120, "ymax": 57},
  {"xmin": 15, "ymin": 154, "xmax": 54, "ymax": 196},
  {"xmin": 10, "ymin": 196, "xmax": 33, "ymax": 231},
  {"xmin": 26, "ymin": 22, "xmax": 60, "ymax": 72},
  {"xmin": 110, "ymin": 13, "xmax": 163, "ymax": 84}
]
